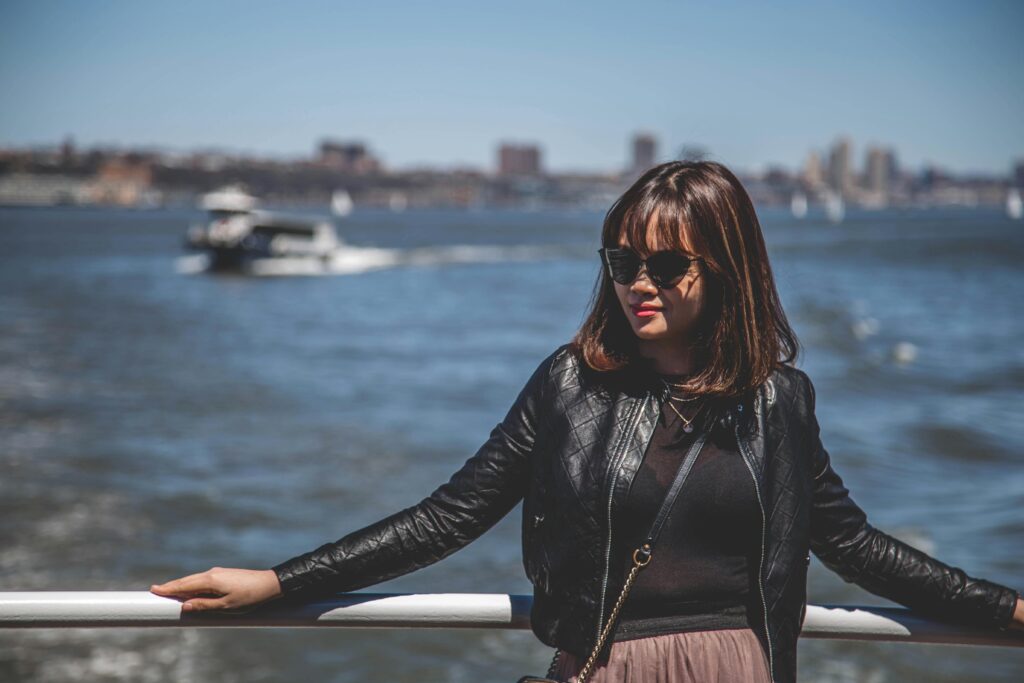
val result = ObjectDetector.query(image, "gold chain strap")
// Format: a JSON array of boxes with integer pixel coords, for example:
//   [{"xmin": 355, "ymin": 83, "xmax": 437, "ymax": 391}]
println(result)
[
  {"xmin": 574, "ymin": 544, "xmax": 652, "ymax": 683},
  {"xmin": 544, "ymin": 650, "xmax": 562, "ymax": 679}
]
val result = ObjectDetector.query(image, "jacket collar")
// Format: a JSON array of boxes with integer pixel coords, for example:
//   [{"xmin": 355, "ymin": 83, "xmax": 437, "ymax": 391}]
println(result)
[
  {"xmin": 742, "ymin": 378, "xmax": 772, "ymax": 484},
  {"xmin": 639, "ymin": 367, "xmax": 775, "ymax": 485},
  {"xmin": 607, "ymin": 370, "xmax": 774, "ymax": 510}
]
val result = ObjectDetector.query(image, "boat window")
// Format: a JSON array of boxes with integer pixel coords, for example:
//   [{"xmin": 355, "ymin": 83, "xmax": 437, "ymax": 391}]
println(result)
[{"xmin": 252, "ymin": 224, "xmax": 316, "ymax": 238}]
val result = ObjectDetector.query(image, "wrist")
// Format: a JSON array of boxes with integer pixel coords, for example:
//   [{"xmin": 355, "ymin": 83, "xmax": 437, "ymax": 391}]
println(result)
[{"xmin": 264, "ymin": 569, "xmax": 284, "ymax": 599}]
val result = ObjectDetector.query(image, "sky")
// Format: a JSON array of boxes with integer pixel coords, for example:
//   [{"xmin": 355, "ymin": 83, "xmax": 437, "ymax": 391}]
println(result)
[{"xmin": 1, "ymin": 0, "xmax": 1021, "ymax": 175}]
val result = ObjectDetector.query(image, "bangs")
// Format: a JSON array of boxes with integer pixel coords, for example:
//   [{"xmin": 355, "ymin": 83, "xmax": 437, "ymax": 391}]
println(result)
[{"xmin": 604, "ymin": 188, "xmax": 705, "ymax": 258}]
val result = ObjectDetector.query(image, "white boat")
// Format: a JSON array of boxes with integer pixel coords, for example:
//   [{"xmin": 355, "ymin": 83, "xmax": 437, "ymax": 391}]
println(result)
[
  {"xmin": 331, "ymin": 189, "xmax": 354, "ymax": 217},
  {"xmin": 186, "ymin": 186, "xmax": 340, "ymax": 272},
  {"xmin": 198, "ymin": 184, "xmax": 257, "ymax": 213},
  {"xmin": 388, "ymin": 191, "xmax": 408, "ymax": 212},
  {"xmin": 824, "ymin": 190, "xmax": 845, "ymax": 224},
  {"xmin": 790, "ymin": 191, "xmax": 808, "ymax": 219},
  {"xmin": 1007, "ymin": 188, "xmax": 1022, "ymax": 220}
]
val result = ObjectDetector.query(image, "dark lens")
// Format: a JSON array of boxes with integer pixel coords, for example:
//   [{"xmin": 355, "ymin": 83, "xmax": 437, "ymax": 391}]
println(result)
[
  {"xmin": 603, "ymin": 248, "xmax": 640, "ymax": 285},
  {"xmin": 647, "ymin": 251, "xmax": 692, "ymax": 288}
]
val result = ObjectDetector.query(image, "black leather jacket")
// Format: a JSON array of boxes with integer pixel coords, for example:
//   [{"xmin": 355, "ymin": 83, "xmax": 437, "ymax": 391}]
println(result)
[{"xmin": 272, "ymin": 343, "xmax": 1020, "ymax": 683}]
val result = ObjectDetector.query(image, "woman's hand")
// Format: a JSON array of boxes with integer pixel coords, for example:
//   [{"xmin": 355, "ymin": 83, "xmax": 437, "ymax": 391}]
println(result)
[{"xmin": 149, "ymin": 567, "xmax": 282, "ymax": 612}]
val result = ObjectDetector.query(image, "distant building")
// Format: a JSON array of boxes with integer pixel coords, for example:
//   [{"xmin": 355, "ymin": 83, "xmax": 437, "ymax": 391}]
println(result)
[
  {"xmin": 96, "ymin": 157, "xmax": 152, "ymax": 186},
  {"xmin": 90, "ymin": 158, "xmax": 155, "ymax": 206},
  {"xmin": 1014, "ymin": 159, "xmax": 1024, "ymax": 188},
  {"xmin": 920, "ymin": 164, "xmax": 950, "ymax": 190},
  {"xmin": 865, "ymin": 146, "xmax": 896, "ymax": 195},
  {"xmin": 497, "ymin": 143, "xmax": 543, "ymax": 176},
  {"xmin": 0, "ymin": 172, "xmax": 90, "ymax": 206},
  {"xmin": 318, "ymin": 139, "xmax": 381, "ymax": 173},
  {"xmin": 827, "ymin": 136, "xmax": 853, "ymax": 196},
  {"xmin": 631, "ymin": 133, "xmax": 657, "ymax": 173},
  {"xmin": 887, "ymin": 149, "xmax": 900, "ymax": 186},
  {"xmin": 802, "ymin": 150, "xmax": 824, "ymax": 189},
  {"xmin": 60, "ymin": 135, "xmax": 76, "ymax": 165}
]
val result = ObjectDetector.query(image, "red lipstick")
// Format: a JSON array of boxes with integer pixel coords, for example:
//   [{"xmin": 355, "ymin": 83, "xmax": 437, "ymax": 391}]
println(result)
[{"xmin": 630, "ymin": 304, "xmax": 661, "ymax": 318}]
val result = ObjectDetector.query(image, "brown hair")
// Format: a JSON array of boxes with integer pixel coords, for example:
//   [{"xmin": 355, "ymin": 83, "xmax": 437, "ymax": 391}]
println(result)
[{"xmin": 570, "ymin": 160, "xmax": 800, "ymax": 399}]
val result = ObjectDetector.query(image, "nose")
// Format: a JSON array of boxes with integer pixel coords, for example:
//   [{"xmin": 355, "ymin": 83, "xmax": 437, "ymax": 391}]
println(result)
[{"xmin": 630, "ymin": 263, "xmax": 658, "ymax": 293}]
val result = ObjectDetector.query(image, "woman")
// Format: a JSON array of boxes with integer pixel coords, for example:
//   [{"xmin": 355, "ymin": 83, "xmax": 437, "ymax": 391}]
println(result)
[{"xmin": 151, "ymin": 161, "xmax": 1024, "ymax": 683}]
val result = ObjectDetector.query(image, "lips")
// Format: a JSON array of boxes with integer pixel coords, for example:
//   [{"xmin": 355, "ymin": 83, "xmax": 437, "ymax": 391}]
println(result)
[{"xmin": 630, "ymin": 304, "xmax": 661, "ymax": 318}]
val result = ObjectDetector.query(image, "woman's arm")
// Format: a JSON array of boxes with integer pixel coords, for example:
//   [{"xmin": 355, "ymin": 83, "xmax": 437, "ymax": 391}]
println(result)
[
  {"xmin": 151, "ymin": 346, "xmax": 561, "ymax": 610},
  {"xmin": 801, "ymin": 370, "xmax": 1022, "ymax": 631}
]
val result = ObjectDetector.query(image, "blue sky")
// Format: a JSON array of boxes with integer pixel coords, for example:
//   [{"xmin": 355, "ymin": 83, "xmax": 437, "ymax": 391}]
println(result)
[{"xmin": 1, "ymin": 0, "xmax": 1021, "ymax": 174}]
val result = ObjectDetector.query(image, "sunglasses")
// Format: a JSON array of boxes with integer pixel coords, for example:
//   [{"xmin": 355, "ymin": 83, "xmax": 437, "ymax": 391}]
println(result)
[{"xmin": 598, "ymin": 247, "xmax": 703, "ymax": 289}]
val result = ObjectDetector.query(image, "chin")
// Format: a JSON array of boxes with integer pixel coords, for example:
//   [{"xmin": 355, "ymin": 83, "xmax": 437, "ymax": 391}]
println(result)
[{"xmin": 633, "ymin": 325, "xmax": 669, "ymax": 340}]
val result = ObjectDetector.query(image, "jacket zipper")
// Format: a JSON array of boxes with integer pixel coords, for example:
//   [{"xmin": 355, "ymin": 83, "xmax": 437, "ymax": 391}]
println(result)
[
  {"xmin": 592, "ymin": 394, "xmax": 776, "ymax": 683},
  {"xmin": 735, "ymin": 421, "xmax": 776, "ymax": 683},
  {"xmin": 594, "ymin": 393, "xmax": 649, "ymax": 646}
]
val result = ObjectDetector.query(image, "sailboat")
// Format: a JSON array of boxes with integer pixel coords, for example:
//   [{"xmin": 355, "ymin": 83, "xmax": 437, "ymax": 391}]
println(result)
[
  {"xmin": 331, "ymin": 189, "xmax": 354, "ymax": 217},
  {"xmin": 790, "ymin": 191, "xmax": 808, "ymax": 219},
  {"xmin": 1007, "ymin": 188, "xmax": 1022, "ymax": 220},
  {"xmin": 824, "ymin": 190, "xmax": 845, "ymax": 224},
  {"xmin": 388, "ymin": 191, "xmax": 408, "ymax": 212}
]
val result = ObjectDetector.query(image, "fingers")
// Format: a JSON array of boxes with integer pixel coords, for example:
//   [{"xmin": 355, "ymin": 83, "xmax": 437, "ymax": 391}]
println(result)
[
  {"xmin": 151, "ymin": 567, "xmax": 268, "ymax": 613},
  {"xmin": 151, "ymin": 569, "xmax": 222, "ymax": 597},
  {"xmin": 181, "ymin": 597, "xmax": 231, "ymax": 612},
  {"xmin": 158, "ymin": 589, "xmax": 225, "ymax": 600}
]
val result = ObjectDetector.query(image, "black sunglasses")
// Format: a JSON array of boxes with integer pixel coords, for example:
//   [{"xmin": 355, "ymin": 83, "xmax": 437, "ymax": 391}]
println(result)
[{"xmin": 598, "ymin": 247, "xmax": 702, "ymax": 289}]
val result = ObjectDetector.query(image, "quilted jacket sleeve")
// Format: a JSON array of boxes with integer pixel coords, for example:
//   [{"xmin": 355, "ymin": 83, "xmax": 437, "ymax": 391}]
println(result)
[
  {"xmin": 802, "ymin": 370, "xmax": 1021, "ymax": 630},
  {"xmin": 270, "ymin": 346, "xmax": 560, "ymax": 599}
]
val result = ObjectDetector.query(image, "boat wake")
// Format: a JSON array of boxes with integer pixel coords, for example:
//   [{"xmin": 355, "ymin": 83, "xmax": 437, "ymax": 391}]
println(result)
[{"xmin": 175, "ymin": 242, "xmax": 559, "ymax": 277}]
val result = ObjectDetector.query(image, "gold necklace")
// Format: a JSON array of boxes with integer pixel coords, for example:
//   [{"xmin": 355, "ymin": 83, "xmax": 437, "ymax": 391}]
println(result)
[
  {"xmin": 659, "ymin": 378, "xmax": 700, "ymax": 401},
  {"xmin": 660, "ymin": 379, "xmax": 700, "ymax": 402},
  {"xmin": 665, "ymin": 399, "xmax": 702, "ymax": 433},
  {"xmin": 661, "ymin": 381, "xmax": 704, "ymax": 433}
]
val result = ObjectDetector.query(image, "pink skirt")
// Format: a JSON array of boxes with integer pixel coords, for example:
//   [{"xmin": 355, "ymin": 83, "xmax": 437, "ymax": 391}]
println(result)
[{"xmin": 549, "ymin": 627, "xmax": 772, "ymax": 683}]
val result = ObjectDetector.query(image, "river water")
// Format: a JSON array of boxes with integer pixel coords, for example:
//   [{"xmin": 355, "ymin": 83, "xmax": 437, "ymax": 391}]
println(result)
[{"xmin": 1, "ymin": 204, "xmax": 1022, "ymax": 681}]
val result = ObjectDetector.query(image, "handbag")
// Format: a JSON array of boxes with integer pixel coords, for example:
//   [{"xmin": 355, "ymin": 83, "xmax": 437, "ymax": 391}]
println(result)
[{"xmin": 516, "ymin": 428, "xmax": 709, "ymax": 683}]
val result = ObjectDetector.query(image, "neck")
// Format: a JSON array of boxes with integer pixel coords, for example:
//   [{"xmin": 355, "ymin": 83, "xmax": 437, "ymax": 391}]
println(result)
[{"xmin": 637, "ymin": 338, "xmax": 699, "ymax": 376}]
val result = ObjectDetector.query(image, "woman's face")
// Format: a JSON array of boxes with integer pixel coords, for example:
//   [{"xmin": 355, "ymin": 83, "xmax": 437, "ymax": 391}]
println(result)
[{"xmin": 612, "ymin": 221, "xmax": 705, "ymax": 346}]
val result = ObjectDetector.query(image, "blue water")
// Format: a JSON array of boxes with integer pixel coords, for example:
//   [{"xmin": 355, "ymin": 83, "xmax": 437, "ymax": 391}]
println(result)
[{"xmin": 1, "ymin": 205, "xmax": 1022, "ymax": 681}]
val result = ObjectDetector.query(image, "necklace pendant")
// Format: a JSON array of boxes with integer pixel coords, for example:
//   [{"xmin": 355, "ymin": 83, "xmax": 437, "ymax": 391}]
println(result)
[{"xmin": 683, "ymin": 422, "xmax": 694, "ymax": 433}]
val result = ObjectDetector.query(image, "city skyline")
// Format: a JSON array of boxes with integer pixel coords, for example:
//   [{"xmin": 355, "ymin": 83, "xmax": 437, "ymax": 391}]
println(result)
[
  {"xmin": 3, "ymin": 127, "xmax": 1019, "ymax": 211},
  {"xmin": 4, "ymin": 131, "xmax": 1013, "ymax": 182},
  {"xmin": 2, "ymin": 1, "xmax": 1022, "ymax": 175}
]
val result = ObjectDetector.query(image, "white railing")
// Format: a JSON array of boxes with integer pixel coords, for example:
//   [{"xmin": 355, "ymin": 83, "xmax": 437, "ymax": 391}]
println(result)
[{"xmin": 1, "ymin": 592, "xmax": 1021, "ymax": 647}]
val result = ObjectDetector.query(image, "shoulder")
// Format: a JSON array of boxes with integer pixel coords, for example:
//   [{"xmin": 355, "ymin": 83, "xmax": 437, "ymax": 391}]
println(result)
[
  {"xmin": 535, "ymin": 343, "xmax": 590, "ymax": 400},
  {"xmin": 547, "ymin": 342, "xmax": 578, "ymax": 374},
  {"xmin": 519, "ymin": 343, "xmax": 578, "ymax": 399},
  {"xmin": 527, "ymin": 343, "xmax": 576, "ymax": 386},
  {"xmin": 530, "ymin": 342, "xmax": 614, "ymax": 404},
  {"xmin": 766, "ymin": 363, "xmax": 815, "ymax": 415}
]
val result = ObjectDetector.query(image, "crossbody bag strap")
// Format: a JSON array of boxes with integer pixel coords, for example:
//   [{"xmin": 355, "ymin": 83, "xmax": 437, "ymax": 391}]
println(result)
[{"xmin": 573, "ymin": 428, "xmax": 709, "ymax": 683}]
